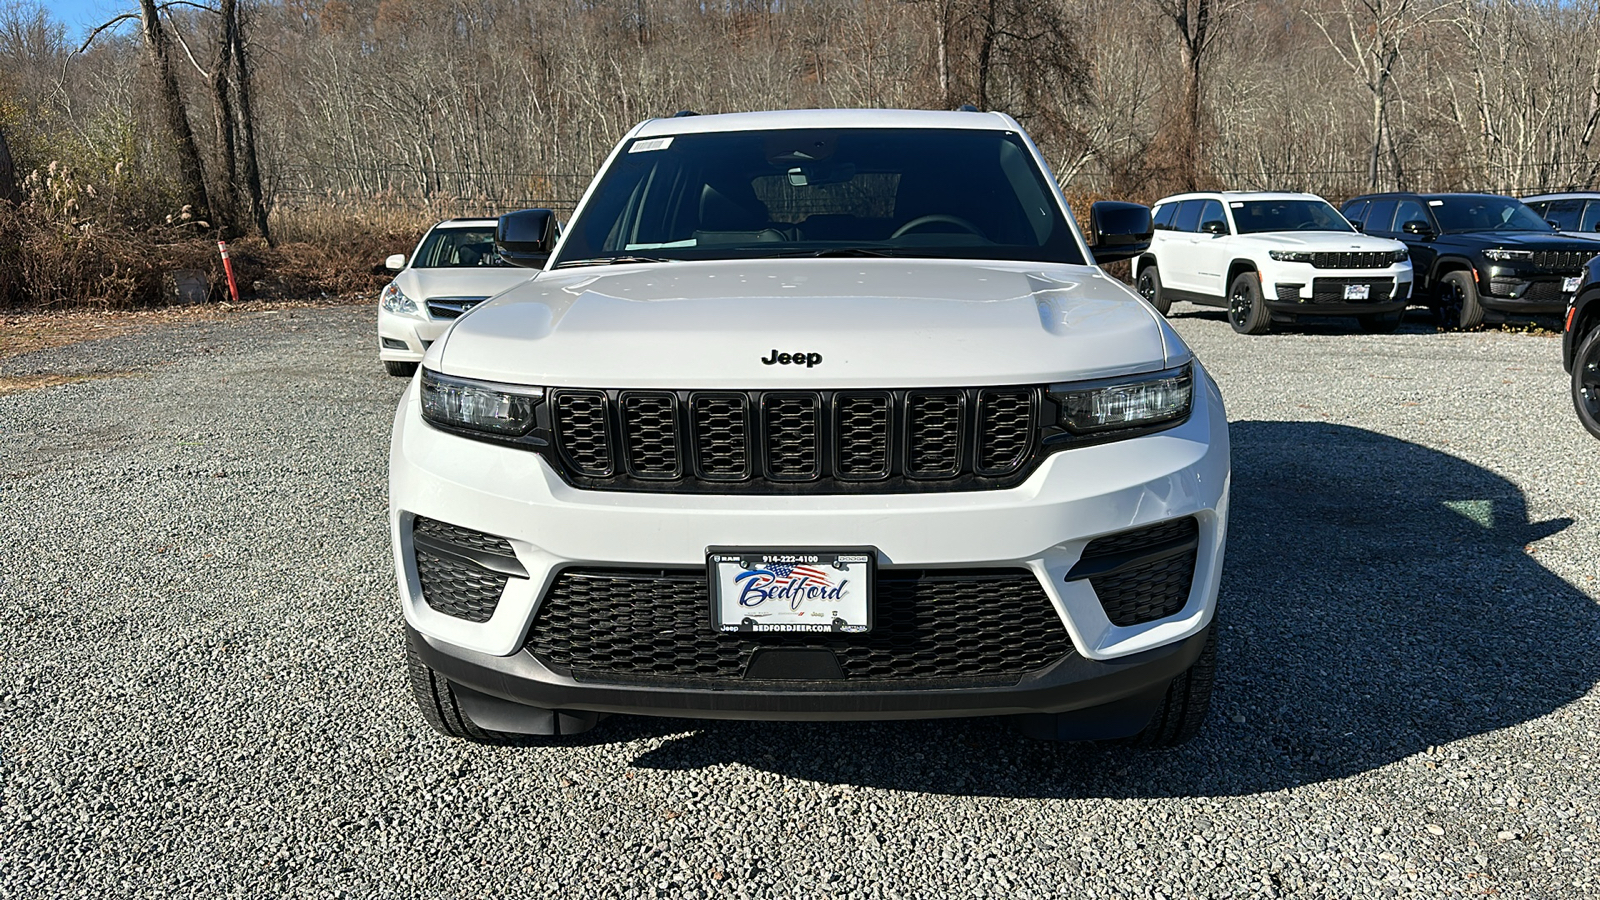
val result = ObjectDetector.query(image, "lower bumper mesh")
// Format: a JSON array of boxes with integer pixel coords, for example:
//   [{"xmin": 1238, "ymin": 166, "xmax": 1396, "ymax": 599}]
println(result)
[
  {"xmin": 525, "ymin": 567, "xmax": 1075, "ymax": 687},
  {"xmin": 1077, "ymin": 517, "xmax": 1199, "ymax": 626},
  {"xmin": 411, "ymin": 517, "xmax": 519, "ymax": 623}
]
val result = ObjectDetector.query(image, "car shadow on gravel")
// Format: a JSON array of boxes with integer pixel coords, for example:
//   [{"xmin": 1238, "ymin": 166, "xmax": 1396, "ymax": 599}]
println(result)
[{"xmin": 625, "ymin": 420, "xmax": 1596, "ymax": 798}]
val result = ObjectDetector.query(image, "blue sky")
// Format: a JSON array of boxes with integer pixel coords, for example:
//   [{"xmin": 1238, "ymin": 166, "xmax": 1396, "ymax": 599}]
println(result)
[{"xmin": 43, "ymin": 0, "xmax": 132, "ymax": 40}]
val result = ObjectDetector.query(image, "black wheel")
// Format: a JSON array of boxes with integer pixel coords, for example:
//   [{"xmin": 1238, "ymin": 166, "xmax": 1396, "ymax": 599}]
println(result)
[
  {"xmin": 1436, "ymin": 270, "xmax": 1484, "ymax": 330},
  {"xmin": 405, "ymin": 636, "xmax": 522, "ymax": 744},
  {"xmin": 385, "ymin": 360, "xmax": 419, "ymax": 378},
  {"xmin": 1125, "ymin": 626, "xmax": 1217, "ymax": 748},
  {"xmin": 1227, "ymin": 272, "xmax": 1271, "ymax": 335},
  {"xmin": 1358, "ymin": 310, "xmax": 1405, "ymax": 333},
  {"xmin": 1136, "ymin": 263, "xmax": 1171, "ymax": 316},
  {"xmin": 1573, "ymin": 324, "xmax": 1600, "ymax": 440}
]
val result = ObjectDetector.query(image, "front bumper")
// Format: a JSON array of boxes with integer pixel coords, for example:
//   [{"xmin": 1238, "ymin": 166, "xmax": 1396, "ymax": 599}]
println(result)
[
  {"xmin": 409, "ymin": 621, "xmax": 1212, "ymax": 722},
  {"xmin": 389, "ymin": 365, "xmax": 1230, "ymax": 719},
  {"xmin": 377, "ymin": 308, "xmax": 452, "ymax": 363},
  {"xmin": 1263, "ymin": 262, "xmax": 1412, "ymax": 315},
  {"xmin": 1479, "ymin": 267, "xmax": 1579, "ymax": 314}
]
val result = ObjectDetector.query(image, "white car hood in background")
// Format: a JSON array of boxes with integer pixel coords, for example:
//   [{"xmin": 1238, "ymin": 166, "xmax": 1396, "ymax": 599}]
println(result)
[
  {"xmin": 395, "ymin": 266, "xmax": 536, "ymax": 302},
  {"xmin": 1238, "ymin": 231, "xmax": 1406, "ymax": 251},
  {"xmin": 436, "ymin": 258, "xmax": 1180, "ymax": 389}
]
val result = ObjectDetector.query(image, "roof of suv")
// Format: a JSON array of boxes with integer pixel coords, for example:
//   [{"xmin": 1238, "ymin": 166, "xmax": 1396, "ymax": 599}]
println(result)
[
  {"xmin": 632, "ymin": 108, "xmax": 1017, "ymax": 138},
  {"xmin": 1153, "ymin": 191, "xmax": 1326, "ymax": 205},
  {"xmin": 1345, "ymin": 192, "xmax": 1513, "ymax": 202},
  {"xmin": 434, "ymin": 218, "xmax": 499, "ymax": 229},
  {"xmin": 1522, "ymin": 192, "xmax": 1600, "ymax": 202}
]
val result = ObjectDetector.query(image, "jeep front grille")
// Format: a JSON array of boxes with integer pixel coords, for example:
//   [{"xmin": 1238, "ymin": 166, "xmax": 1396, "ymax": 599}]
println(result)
[
  {"xmin": 549, "ymin": 387, "xmax": 1039, "ymax": 493},
  {"xmin": 1531, "ymin": 250, "xmax": 1592, "ymax": 273},
  {"xmin": 1307, "ymin": 251, "xmax": 1394, "ymax": 269}
]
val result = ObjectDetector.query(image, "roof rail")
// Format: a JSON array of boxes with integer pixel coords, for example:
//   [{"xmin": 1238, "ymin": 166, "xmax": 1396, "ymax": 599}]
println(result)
[{"xmin": 671, "ymin": 110, "xmax": 699, "ymax": 118}]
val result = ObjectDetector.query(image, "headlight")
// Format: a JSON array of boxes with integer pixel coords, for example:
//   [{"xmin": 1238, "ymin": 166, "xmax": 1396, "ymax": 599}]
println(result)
[
  {"xmin": 1391, "ymin": 248, "xmax": 1409, "ymax": 262},
  {"xmin": 420, "ymin": 368, "xmax": 542, "ymax": 436},
  {"xmin": 1268, "ymin": 250, "xmax": 1314, "ymax": 263},
  {"xmin": 1484, "ymin": 249, "xmax": 1534, "ymax": 262},
  {"xmin": 1050, "ymin": 364, "xmax": 1193, "ymax": 434},
  {"xmin": 381, "ymin": 282, "xmax": 420, "ymax": 316}
]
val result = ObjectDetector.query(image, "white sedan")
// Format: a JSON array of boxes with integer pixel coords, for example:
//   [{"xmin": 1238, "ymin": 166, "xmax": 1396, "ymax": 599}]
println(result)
[{"xmin": 377, "ymin": 218, "xmax": 537, "ymax": 376}]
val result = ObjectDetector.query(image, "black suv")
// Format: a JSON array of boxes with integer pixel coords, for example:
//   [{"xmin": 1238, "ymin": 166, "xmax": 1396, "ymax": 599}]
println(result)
[
  {"xmin": 1564, "ymin": 258, "xmax": 1600, "ymax": 438},
  {"xmin": 1343, "ymin": 192, "xmax": 1600, "ymax": 329}
]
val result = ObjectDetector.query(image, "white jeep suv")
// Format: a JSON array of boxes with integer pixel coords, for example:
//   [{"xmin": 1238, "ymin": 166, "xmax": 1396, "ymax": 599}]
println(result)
[
  {"xmin": 377, "ymin": 218, "xmax": 538, "ymax": 376},
  {"xmin": 1135, "ymin": 191, "xmax": 1413, "ymax": 334},
  {"xmin": 390, "ymin": 109, "xmax": 1231, "ymax": 746}
]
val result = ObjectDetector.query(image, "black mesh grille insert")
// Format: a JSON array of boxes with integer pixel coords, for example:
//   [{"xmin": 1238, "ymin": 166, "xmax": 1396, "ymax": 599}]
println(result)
[
  {"xmin": 622, "ymin": 392, "xmax": 679, "ymax": 478},
  {"xmin": 1532, "ymin": 250, "xmax": 1590, "ymax": 272},
  {"xmin": 835, "ymin": 393, "xmax": 891, "ymax": 478},
  {"xmin": 693, "ymin": 394, "xmax": 750, "ymax": 480},
  {"xmin": 1275, "ymin": 284, "xmax": 1305, "ymax": 303},
  {"xmin": 906, "ymin": 392, "xmax": 963, "ymax": 477},
  {"xmin": 526, "ymin": 567, "xmax": 1074, "ymax": 685},
  {"xmin": 976, "ymin": 390, "xmax": 1033, "ymax": 474},
  {"xmin": 1308, "ymin": 251, "xmax": 1393, "ymax": 269},
  {"xmin": 1310, "ymin": 277, "xmax": 1396, "ymax": 304},
  {"xmin": 545, "ymin": 387, "xmax": 1044, "ymax": 493},
  {"xmin": 763, "ymin": 395, "xmax": 821, "ymax": 479},
  {"xmin": 554, "ymin": 391, "xmax": 613, "ymax": 477},
  {"xmin": 411, "ymin": 518, "xmax": 517, "ymax": 623},
  {"xmin": 1080, "ymin": 517, "xmax": 1198, "ymax": 627}
]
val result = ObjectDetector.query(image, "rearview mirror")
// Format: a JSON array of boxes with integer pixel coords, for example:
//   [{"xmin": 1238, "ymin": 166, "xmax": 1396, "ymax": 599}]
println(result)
[
  {"xmin": 496, "ymin": 208, "xmax": 561, "ymax": 268},
  {"xmin": 385, "ymin": 253, "xmax": 406, "ymax": 271},
  {"xmin": 1402, "ymin": 219, "xmax": 1434, "ymax": 238},
  {"xmin": 1088, "ymin": 201, "xmax": 1153, "ymax": 264}
]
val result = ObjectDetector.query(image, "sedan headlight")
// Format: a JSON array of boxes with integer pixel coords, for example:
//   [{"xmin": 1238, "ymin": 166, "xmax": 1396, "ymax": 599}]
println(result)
[
  {"xmin": 381, "ymin": 282, "xmax": 420, "ymax": 316},
  {"xmin": 1268, "ymin": 250, "xmax": 1313, "ymax": 263},
  {"xmin": 1050, "ymin": 364, "xmax": 1193, "ymax": 434},
  {"xmin": 420, "ymin": 369, "xmax": 542, "ymax": 436},
  {"xmin": 1484, "ymin": 248, "xmax": 1534, "ymax": 262}
]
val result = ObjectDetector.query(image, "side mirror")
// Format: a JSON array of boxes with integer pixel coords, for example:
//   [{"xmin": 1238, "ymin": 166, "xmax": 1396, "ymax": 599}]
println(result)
[
  {"xmin": 385, "ymin": 253, "xmax": 406, "ymax": 271},
  {"xmin": 1088, "ymin": 200, "xmax": 1153, "ymax": 264},
  {"xmin": 1202, "ymin": 219, "xmax": 1228, "ymax": 236},
  {"xmin": 1548, "ymin": 219, "xmax": 1562, "ymax": 230},
  {"xmin": 1349, "ymin": 220, "xmax": 1365, "ymax": 232},
  {"xmin": 1402, "ymin": 220, "xmax": 1434, "ymax": 238},
  {"xmin": 497, "ymin": 208, "xmax": 561, "ymax": 268}
]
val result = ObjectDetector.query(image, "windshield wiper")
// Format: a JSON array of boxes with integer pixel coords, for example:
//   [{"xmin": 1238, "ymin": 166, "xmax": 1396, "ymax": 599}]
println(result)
[
  {"xmin": 781, "ymin": 247, "xmax": 900, "ymax": 258},
  {"xmin": 553, "ymin": 255, "xmax": 676, "ymax": 269}
]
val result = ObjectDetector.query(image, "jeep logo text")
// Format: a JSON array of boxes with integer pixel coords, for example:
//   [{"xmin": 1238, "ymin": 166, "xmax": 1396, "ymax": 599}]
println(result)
[{"xmin": 761, "ymin": 349, "xmax": 823, "ymax": 367}]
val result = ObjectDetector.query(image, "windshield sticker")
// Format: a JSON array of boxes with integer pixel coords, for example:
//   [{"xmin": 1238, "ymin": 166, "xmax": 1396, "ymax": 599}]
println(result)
[
  {"xmin": 630, "ymin": 137, "xmax": 674, "ymax": 153},
  {"xmin": 1229, "ymin": 202, "xmax": 1244, "ymax": 208},
  {"xmin": 1428, "ymin": 200, "xmax": 1444, "ymax": 206},
  {"xmin": 624, "ymin": 239, "xmax": 697, "ymax": 250}
]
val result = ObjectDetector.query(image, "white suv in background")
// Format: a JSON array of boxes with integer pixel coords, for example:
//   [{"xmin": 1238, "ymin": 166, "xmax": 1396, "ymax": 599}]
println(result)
[
  {"xmin": 1134, "ymin": 192, "xmax": 1413, "ymax": 334},
  {"xmin": 377, "ymin": 218, "xmax": 538, "ymax": 376}
]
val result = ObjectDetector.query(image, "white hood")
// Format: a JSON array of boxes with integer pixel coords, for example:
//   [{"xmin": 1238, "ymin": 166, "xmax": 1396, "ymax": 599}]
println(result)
[
  {"xmin": 433, "ymin": 258, "xmax": 1184, "ymax": 389},
  {"xmin": 1238, "ymin": 232, "xmax": 1406, "ymax": 252},
  {"xmin": 394, "ymin": 266, "xmax": 536, "ymax": 303}
]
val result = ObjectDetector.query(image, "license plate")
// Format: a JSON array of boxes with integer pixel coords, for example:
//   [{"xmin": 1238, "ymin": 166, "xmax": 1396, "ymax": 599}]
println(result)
[
  {"xmin": 707, "ymin": 548, "xmax": 874, "ymax": 633},
  {"xmin": 1344, "ymin": 283, "xmax": 1372, "ymax": 300},
  {"xmin": 1564, "ymin": 276, "xmax": 1582, "ymax": 293}
]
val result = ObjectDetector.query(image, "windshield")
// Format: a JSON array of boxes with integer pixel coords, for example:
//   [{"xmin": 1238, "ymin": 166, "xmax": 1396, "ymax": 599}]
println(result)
[
  {"xmin": 552, "ymin": 128, "xmax": 1085, "ymax": 266},
  {"xmin": 414, "ymin": 227, "xmax": 503, "ymax": 267},
  {"xmin": 1231, "ymin": 199, "xmax": 1352, "ymax": 234},
  {"xmin": 1430, "ymin": 197, "xmax": 1553, "ymax": 234}
]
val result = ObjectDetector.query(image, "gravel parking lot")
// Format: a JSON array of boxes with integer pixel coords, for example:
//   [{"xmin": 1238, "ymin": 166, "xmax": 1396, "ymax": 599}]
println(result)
[{"xmin": 2, "ymin": 304, "xmax": 1597, "ymax": 899}]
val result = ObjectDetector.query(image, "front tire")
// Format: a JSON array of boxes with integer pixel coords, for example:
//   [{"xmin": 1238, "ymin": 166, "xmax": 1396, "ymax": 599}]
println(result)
[
  {"xmin": 1572, "ymin": 324, "xmax": 1600, "ymax": 439},
  {"xmin": 405, "ymin": 637, "xmax": 521, "ymax": 744},
  {"xmin": 385, "ymin": 360, "xmax": 419, "ymax": 378},
  {"xmin": 1227, "ymin": 272, "xmax": 1271, "ymax": 335},
  {"xmin": 1125, "ymin": 626, "xmax": 1217, "ymax": 748},
  {"xmin": 1137, "ymin": 264, "xmax": 1171, "ymax": 316},
  {"xmin": 1437, "ymin": 270, "xmax": 1485, "ymax": 330}
]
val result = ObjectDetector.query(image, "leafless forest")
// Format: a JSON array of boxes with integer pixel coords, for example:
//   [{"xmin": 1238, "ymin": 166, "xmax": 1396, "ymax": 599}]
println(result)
[{"xmin": 1, "ymin": 0, "xmax": 1598, "ymax": 307}]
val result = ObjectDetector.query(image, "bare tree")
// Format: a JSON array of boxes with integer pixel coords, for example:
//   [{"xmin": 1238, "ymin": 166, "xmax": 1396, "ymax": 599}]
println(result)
[
  {"xmin": 135, "ymin": 0, "xmax": 210, "ymax": 219},
  {"xmin": 1144, "ymin": 0, "xmax": 1239, "ymax": 190}
]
